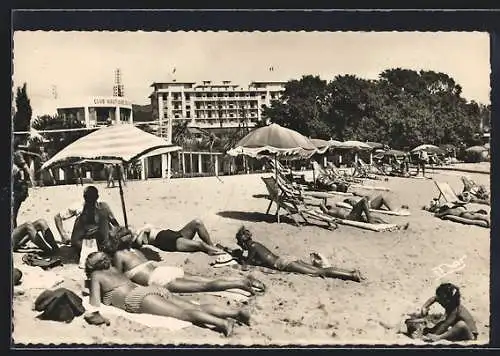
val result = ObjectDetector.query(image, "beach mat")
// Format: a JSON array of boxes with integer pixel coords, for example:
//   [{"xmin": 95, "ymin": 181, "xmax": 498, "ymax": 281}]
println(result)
[
  {"xmin": 82, "ymin": 298, "xmax": 192, "ymax": 330},
  {"xmin": 335, "ymin": 202, "xmax": 411, "ymax": 216},
  {"xmin": 441, "ymin": 215, "xmax": 489, "ymax": 228},
  {"xmin": 351, "ymin": 184, "xmax": 391, "ymax": 192},
  {"xmin": 337, "ymin": 219, "xmax": 401, "ymax": 232}
]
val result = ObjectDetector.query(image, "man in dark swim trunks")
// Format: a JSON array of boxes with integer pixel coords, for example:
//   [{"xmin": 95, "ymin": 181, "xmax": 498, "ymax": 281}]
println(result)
[
  {"xmin": 132, "ymin": 220, "xmax": 224, "ymax": 255},
  {"xmin": 319, "ymin": 196, "xmax": 388, "ymax": 224}
]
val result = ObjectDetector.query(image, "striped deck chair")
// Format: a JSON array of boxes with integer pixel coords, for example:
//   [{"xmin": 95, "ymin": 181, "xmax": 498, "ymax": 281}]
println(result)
[
  {"xmin": 267, "ymin": 159, "xmax": 306, "ymax": 185},
  {"xmin": 352, "ymin": 159, "xmax": 380, "ymax": 180},
  {"xmin": 325, "ymin": 162, "xmax": 363, "ymax": 184},
  {"xmin": 261, "ymin": 176, "xmax": 338, "ymax": 230}
]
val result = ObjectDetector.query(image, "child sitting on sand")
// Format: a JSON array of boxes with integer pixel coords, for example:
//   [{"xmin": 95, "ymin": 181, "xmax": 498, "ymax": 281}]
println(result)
[
  {"xmin": 228, "ymin": 226, "xmax": 362, "ymax": 282},
  {"xmin": 420, "ymin": 283, "xmax": 478, "ymax": 342}
]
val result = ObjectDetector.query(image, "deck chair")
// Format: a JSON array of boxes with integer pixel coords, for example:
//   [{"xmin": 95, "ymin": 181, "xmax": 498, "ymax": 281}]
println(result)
[
  {"xmin": 267, "ymin": 159, "xmax": 306, "ymax": 185},
  {"xmin": 352, "ymin": 159, "xmax": 380, "ymax": 180},
  {"xmin": 261, "ymin": 176, "xmax": 338, "ymax": 229},
  {"xmin": 434, "ymin": 181, "xmax": 468, "ymax": 206},
  {"xmin": 325, "ymin": 162, "xmax": 363, "ymax": 183}
]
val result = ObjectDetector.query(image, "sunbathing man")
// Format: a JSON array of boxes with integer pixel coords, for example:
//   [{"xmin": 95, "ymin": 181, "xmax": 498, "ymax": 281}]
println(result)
[
  {"xmin": 13, "ymin": 219, "xmax": 60, "ymax": 254},
  {"xmin": 420, "ymin": 283, "xmax": 478, "ymax": 342},
  {"xmin": 319, "ymin": 196, "xmax": 388, "ymax": 224},
  {"xmin": 54, "ymin": 186, "xmax": 120, "ymax": 251},
  {"xmin": 431, "ymin": 204, "xmax": 489, "ymax": 228},
  {"xmin": 231, "ymin": 226, "xmax": 362, "ymax": 282},
  {"xmin": 131, "ymin": 220, "xmax": 224, "ymax": 256},
  {"xmin": 104, "ymin": 227, "xmax": 265, "ymax": 295},
  {"xmin": 85, "ymin": 251, "xmax": 250, "ymax": 336},
  {"xmin": 343, "ymin": 193, "xmax": 403, "ymax": 212}
]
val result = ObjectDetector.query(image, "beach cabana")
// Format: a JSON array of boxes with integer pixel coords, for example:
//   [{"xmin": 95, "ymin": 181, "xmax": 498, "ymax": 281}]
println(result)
[{"xmin": 41, "ymin": 124, "xmax": 182, "ymax": 227}]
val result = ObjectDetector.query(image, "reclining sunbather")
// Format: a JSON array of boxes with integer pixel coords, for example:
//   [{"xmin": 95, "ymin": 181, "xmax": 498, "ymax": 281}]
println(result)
[
  {"xmin": 131, "ymin": 220, "xmax": 224, "ymax": 255},
  {"xmin": 419, "ymin": 283, "xmax": 478, "ymax": 342},
  {"xmin": 343, "ymin": 193, "xmax": 404, "ymax": 212},
  {"xmin": 319, "ymin": 196, "xmax": 388, "ymax": 224},
  {"xmin": 104, "ymin": 227, "xmax": 265, "ymax": 295},
  {"xmin": 85, "ymin": 251, "xmax": 251, "ymax": 336},
  {"xmin": 231, "ymin": 226, "xmax": 362, "ymax": 282},
  {"xmin": 431, "ymin": 204, "xmax": 489, "ymax": 228},
  {"xmin": 13, "ymin": 219, "xmax": 59, "ymax": 254},
  {"xmin": 459, "ymin": 176, "xmax": 490, "ymax": 205}
]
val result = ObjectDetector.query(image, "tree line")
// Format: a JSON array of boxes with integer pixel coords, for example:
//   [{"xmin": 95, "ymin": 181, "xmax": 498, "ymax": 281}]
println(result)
[{"xmin": 258, "ymin": 69, "xmax": 490, "ymax": 151}]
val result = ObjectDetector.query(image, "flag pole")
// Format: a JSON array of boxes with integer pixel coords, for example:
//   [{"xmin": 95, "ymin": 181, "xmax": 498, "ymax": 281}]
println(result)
[{"xmin": 117, "ymin": 163, "xmax": 128, "ymax": 228}]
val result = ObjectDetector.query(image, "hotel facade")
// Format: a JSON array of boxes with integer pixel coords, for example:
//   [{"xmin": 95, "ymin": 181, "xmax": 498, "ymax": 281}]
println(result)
[{"xmin": 148, "ymin": 80, "xmax": 286, "ymax": 140}]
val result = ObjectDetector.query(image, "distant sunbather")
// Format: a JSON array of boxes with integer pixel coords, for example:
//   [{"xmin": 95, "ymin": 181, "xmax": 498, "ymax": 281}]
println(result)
[
  {"xmin": 105, "ymin": 227, "xmax": 265, "ymax": 295},
  {"xmin": 232, "ymin": 226, "xmax": 362, "ymax": 282},
  {"xmin": 13, "ymin": 219, "xmax": 59, "ymax": 254},
  {"xmin": 131, "ymin": 220, "xmax": 224, "ymax": 255},
  {"xmin": 85, "ymin": 251, "xmax": 248, "ymax": 336},
  {"xmin": 343, "ymin": 193, "xmax": 403, "ymax": 212},
  {"xmin": 433, "ymin": 205, "xmax": 489, "ymax": 227},
  {"xmin": 459, "ymin": 176, "xmax": 489, "ymax": 205},
  {"xmin": 319, "ymin": 196, "xmax": 389, "ymax": 224}
]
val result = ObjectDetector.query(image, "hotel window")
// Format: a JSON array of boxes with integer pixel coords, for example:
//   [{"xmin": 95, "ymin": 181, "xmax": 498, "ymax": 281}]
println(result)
[
  {"xmin": 185, "ymin": 94, "xmax": 190, "ymax": 101},
  {"xmin": 186, "ymin": 112, "xmax": 191, "ymax": 118},
  {"xmin": 162, "ymin": 94, "xmax": 168, "ymax": 100},
  {"xmin": 229, "ymin": 93, "xmax": 234, "ymax": 97},
  {"xmin": 174, "ymin": 114, "xmax": 180, "ymax": 118},
  {"xmin": 250, "ymin": 92, "xmax": 255, "ymax": 97},
  {"xmin": 208, "ymin": 112, "xmax": 212, "ymax": 118},
  {"xmin": 261, "ymin": 95, "xmax": 266, "ymax": 100}
]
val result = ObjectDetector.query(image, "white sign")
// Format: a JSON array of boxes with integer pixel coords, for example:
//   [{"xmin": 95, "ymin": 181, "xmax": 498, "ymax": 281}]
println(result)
[{"xmin": 92, "ymin": 97, "xmax": 132, "ymax": 107}]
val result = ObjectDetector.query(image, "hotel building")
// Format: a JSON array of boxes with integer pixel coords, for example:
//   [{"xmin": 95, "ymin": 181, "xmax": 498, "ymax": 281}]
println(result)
[{"xmin": 148, "ymin": 80, "xmax": 286, "ymax": 141}]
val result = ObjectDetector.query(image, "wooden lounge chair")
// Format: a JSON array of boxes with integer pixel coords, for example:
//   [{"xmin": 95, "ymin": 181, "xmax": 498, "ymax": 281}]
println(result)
[
  {"xmin": 434, "ymin": 181, "xmax": 468, "ymax": 206},
  {"xmin": 267, "ymin": 159, "xmax": 306, "ymax": 185},
  {"xmin": 261, "ymin": 176, "xmax": 338, "ymax": 229},
  {"xmin": 353, "ymin": 159, "xmax": 381, "ymax": 180}
]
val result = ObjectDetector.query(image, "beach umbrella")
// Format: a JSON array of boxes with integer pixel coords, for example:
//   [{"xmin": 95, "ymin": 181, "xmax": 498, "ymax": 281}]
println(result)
[
  {"xmin": 227, "ymin": 123, "xmax": 317, "ymax": 181},
  {"xmin": 329, "ymin": 139, "xmax": 342, "ymax": 148},
  {"xmin": 365, "ymin": 141, "xmax": 384, "ymax": 150},
  {"xmin": 309, "ymin": 138, "xmax": 331, "ymax": 154},
  {"xmin": 383, "ymin": 149, "xmax": 407, "ymax": 157},
  {"xmin": 411, "ymin": 144, "xmax": 444, "ymax": 155},
  {"xmin": 465, "ymin": 145, "xmax": 488, "ymax": 153},
  {"xmin": 41, "ymin": 124, "xmax": 182, "ymax": 228},
  {"xmin": 337, "ymin": 140, "xmax": 372, "ymax": 151}
]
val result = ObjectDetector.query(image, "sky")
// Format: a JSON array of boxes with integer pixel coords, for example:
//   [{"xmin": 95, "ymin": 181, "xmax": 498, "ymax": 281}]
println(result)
[{"xmin": 13, "ymin": 31, "xmax": 490, "ymax": 117}]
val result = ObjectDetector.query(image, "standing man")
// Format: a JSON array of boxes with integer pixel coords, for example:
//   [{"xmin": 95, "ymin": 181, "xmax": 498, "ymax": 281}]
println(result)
[
  {"xmin": 416, "ymin": 150, "xmax": 429, "ymax": 177},
  {"xmin": 12, "ymin": 142, "xmax": 35, "ymax": 228}
]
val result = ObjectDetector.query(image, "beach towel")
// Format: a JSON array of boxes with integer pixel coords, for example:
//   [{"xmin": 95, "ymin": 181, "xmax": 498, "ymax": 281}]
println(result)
[
  {"xmin": 440, "ymin": 215, "xmax": 489, "ymax": 228},
  {"xmin": 336, "ymin": 219, "xmax": 401, "ymax": 232},
  {"xmin": 335, "ymin": 201, "xmax": 411, "ymax": 216},
  {"xmin": 82, "ymin": 298, "xmax": 192, "ymax": 330},
  {"xmin": 351, "ymin": 184, "xmax": 391, "ymax": 192},
  {"xmin": 16, "ymin": 265, "xmax": 64, "ymax": 290}
]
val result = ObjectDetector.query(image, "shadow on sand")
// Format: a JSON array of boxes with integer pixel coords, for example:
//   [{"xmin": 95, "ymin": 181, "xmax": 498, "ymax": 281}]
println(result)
[{"xmin": 217, "ymin": 210, "xmax": 296, "ymax": 225}]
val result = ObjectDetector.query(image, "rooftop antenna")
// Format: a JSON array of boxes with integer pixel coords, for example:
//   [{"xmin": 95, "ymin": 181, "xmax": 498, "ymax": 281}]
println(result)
[
  {"xmin": 113, "ymin": 68, "xmax": 125, "ymax": 97},
  {"xmin": 51, "ymin": 85, "xmax": 58, "ymax": 99}
]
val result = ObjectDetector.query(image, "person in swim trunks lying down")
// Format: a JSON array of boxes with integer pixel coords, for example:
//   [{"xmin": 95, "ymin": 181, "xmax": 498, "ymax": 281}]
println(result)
[
  {"xmin": 104, "ymin": 227, "xmax": 265, "ymax": 295},
  {"xmin": 85, "ymin": 251, "xmax": 251, "ymax": 336},
  {"xmin": 433, "ymin": 204, "xmax": 490, "ymax": 228},
  {"xmin": 233, "ymin": 226, "xmax": 362, "ymax": 282},
  {"xmin": 319, "ymin": 196, "xmax": 388, "ymax": 224},
  {"xmin": 132, "ymin": 219, "xmax": 224, "ymax": 255}
]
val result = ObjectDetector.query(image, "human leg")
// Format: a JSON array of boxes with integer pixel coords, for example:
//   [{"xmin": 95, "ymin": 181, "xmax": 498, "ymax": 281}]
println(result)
[
  {"xmin": 12, "ymin": 222, "xmax": 35, "ymax": 250},
  {"xmin": 12, "ymin": 195, "xmax": 24, "ymax": 229},
  {"xmin": 140, "ymin": 294, "xmax": 234, "ymax": 336},
  {"xmin": 166, "ymin": 276, "xmax": 256, "ymax": 294},
  {"xmin": 32, "ymin": 219, "xmax": 59, "ymax": 251},
  {"xmin": 437, "ymin": 320, "xmax": 475, "ymax": 341},
  {"xmin": 175, "ymin": 238, "xmax": 223, "ymax": 255},
  {"xmin": 460, "ymin": 212, "xmax": 490, "ymax": 227},
  {"xmin": 347, "ymin": 197, "xmax": 371, "ymax": 222},
  {"xmin": 178, "ymin": 219, "xmax": 215, "ymax": 245},
  {"xmin": 369, "ymin": 195, "xmax": 394, "ymax": 211}
]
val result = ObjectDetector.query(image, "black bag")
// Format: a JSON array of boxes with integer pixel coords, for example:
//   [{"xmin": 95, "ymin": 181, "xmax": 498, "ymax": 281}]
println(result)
[{"xmin": 34, "ymin": 288, "xmax": 86, "ymax": 323}]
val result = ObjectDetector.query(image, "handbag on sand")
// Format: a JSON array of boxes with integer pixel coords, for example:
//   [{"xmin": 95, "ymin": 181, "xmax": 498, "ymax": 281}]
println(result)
[{"xmin": 79, "ymin": 239, "xmax": 98, "ymax": 269}]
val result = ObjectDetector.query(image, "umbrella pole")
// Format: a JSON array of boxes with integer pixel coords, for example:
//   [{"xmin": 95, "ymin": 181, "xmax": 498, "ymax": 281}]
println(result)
[
  {"xmin": 274, "ymin": 154, "xmax": 280, "ymax": 224},
  {"xmin": 117, "ymin": 164, "xmax": 128, "ymax": 228}
]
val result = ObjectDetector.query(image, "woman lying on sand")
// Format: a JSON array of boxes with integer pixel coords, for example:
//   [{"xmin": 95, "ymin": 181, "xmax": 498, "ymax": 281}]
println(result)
[
  {"xmin": 85, "ymin": 251, "xmax": 251, "ymax": 336},
  {"xmin": 420, "ymin": 283, "xmax": 478, "ymax": 342},
  {"xmin": 104, "ymin": 227, "xmax": 265, "ymax": 295},
  {"xmin": 424, "ymin": 201, "xmax": 490, "ymax": 227},
  {"xmin": 231, "ymin": 226, "xmax": 362, "ymax": 282},
  {"xmin": 131, "ymin": 220, "xmax": 224, "ymax": 255},
  {"xmin": 13, "ymin": 219, "xmax": 60, "ymax": 254},
  {"xmin": 343, "ymin": 193, "xmax": 406, "ymax": 212}
]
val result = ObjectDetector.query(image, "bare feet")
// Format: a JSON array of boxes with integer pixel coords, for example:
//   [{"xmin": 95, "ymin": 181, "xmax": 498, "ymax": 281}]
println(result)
[
  {"xmin": 237, "ymin": 308, "xmax": 251, "ymax": 326},
  {"xmin": 223, "ymin": 319, "xmax": 235, "ymax": 337},
  {"xmin": 244, "ymin": 275, "xmax": 266, "ymax": 295}
]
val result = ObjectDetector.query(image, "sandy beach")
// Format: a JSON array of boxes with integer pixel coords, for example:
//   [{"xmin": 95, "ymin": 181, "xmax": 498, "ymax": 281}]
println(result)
[{"xmin": 12, "ymin": 164, "xmax": 490, "ymax": 346}]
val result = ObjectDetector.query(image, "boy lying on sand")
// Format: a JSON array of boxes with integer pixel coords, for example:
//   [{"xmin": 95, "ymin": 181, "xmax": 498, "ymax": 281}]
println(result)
[
  {"xmin": 219, "ymin": 226, "xmax": 362, "ymax": 282},
  {"xmin": 85, "ymin": 251, "xmax": 249, "ymax": 337},
  {"xmin": 103, "ymin": 227, "xmax": 265, "ymax": 295},
  {"xmin": 419, "ymin": 283, "xmax": 478, "ymax": 342},
  {"xmin": 131, "ymin": 220, "xmax": 224, "ymax": 256}
]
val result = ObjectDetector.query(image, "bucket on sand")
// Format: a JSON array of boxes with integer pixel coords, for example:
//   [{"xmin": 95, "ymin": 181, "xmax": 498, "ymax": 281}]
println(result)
[
  {"xmin": 405, "ymin": 317, "xmax": 427, "ymax": 339},
  {"xmin": 79, "ymin": 239, "xmax": 98, "ymax": 269}
]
